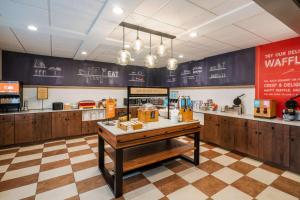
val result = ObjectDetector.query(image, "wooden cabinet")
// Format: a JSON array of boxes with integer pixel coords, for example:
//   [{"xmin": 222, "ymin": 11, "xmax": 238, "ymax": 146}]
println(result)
[
  {"xmin": 14, "ymin": 114, "xmax": 35, "ymax": 144},
  {"xmin": 52, "ymin": 112, "xmax": 68, "ymax": 138},
  {"xmin": 51, "ymin": 111, "xmax": 82, "ymax": 138},
  {"xmin": 290, "ymin": 126, "xmax": 300, "ymax": 173},
  {"xmin": 67, "ymin": 111, "xmax": 82, "ymax": 136},
  {"xmin": 219, "ymin": 116, "xmax": 234, "ymax": 149},
  {"xmin": 203, "ymin": 114, "xmax": 220, "ymax": 145},
  {"xmin": 82, "ymin": 120, "xmax": 99, "ymax": 135},
  {"xmin": 0, "ymin": 115, "xmax": 15, "ymax": 146},
  {"xmin": 247, "ymin": 120, "xmax": 259, "ymax": 157},
  {"xmin": 35, "ymin": 113, "xmax": 52, "ymax": 141},
  {"xmin": 246, "ymin": 121, "xmax": 290, "ymax": 166},
  {"xmin": 233, "ymin": 118, "xmax": 248, "ymax": 154}
]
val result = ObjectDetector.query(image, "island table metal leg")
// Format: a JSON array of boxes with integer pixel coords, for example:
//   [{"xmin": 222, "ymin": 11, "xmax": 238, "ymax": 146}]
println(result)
[{"xmin": 114, "ymin": 149, "xmax": 123, "ymax": 198}]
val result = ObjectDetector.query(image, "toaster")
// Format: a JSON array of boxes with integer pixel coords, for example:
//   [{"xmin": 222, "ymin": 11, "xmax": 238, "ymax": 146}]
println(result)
[{"xmin": 52, "ymin": 102, "xmax": 64, "ymax": 110}]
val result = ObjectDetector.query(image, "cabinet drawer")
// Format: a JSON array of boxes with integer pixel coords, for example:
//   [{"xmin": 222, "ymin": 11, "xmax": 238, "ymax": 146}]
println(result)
[
  {"xmin": 68, "ymin": 111, "xmax": 82, "ymax": 119},
  {"xmin": 36, "ymin": 112, "xmax": 51, "ymax": 120},
  {"xmin": 204, "ymin": 114, "xmax": 218, "ymax": 123},
  {"xmin": 228, "ymin": 117, "xmax": 247, "ymax": 127},
  {"xmin": 15, "ymin": 114, "xmax": 34, "ymax": 121},
  {"xmin": 0, "ymin": 115, "xmax": 14, "ymax": 122},
  {"xmin": 52, "ymin": 111, "xmax": 68, "ymax": 119}
]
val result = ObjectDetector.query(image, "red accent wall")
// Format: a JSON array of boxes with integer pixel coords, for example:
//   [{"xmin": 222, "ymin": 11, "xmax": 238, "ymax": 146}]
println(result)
[{"xmin": 255, "ymin": 37, "xmax": 300, "ymax": 117}]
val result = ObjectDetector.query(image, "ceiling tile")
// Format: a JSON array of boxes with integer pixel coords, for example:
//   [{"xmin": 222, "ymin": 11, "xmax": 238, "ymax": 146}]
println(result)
[
  {"xmin": 10, "ymin": 0, "xmax": 48, "ymax": 10},
  {"xmin": 188, "ymin": 0, "xmax": 227, "ymax": 10},
  {"xmin": 52, "ymin": 35, "xmax": 82, "ymax": 58},
  {"xmin": 0, "ymin": 0, "xmax": 48, "ymax": 26},
  {"xmin": 204, "ymin": 25, "xmax": 268, "ymax": 48},
  {"xmin": 153, "ymin": 0, "xmax": 215, "ymax": 29},
  {"xmin": 235, "ymin": 12, "xmax": 298, "ymax": 42},
  {"xmin": 0, "ymin": 26, "xmax": 24, "ymax": 52},
  {"xmin": 135, "ymin": 0, "xmax": 170, "ymax": 17},
  {"xmin": 50, "ymin": 0, "xmax": 105, "ymax": 33},
  {"xmin": 14, "ymin": 28, "xmax": 51, "ymax": 55},
  {"xmin": 210, "ymin": 0, "xmax": 252, "ymax": 15},
  {"xmin": 124, "ymin": 13, "xmax": 148, "ymax": 25}
]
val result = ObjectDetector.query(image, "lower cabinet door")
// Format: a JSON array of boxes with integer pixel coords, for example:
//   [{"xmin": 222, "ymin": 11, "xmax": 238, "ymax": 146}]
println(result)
[
  {"xmin": 203, "ymin": 123, "xmax": 219, "ymax": 144},
  {"xmin": 247, "ymin": 120, "xmax": 259, "ymax": 157},
  {"xmin": 219, "ymin": 117, "xmax": 234, "ymax": 150},
  {"xmin": 52, "ymin": 117, "xmax": 68, "ymax": 138},
  {"xmin": 233, "ymin": 119, "xmax": 248, "ymax": 154},
  {"xmin": 290, "ymin": 126, "xmax": 300, "ymax": 173},
  {"xmin": 0, "ymin": 121, "xmax": 14, "ymax": 146},
  {"xmin": 15, "ymin": 120, "xmax": 34, "ymax": 144},
  {"xmin": 68, "ymin": 119, "xmax": 82, "ymax": 136}
]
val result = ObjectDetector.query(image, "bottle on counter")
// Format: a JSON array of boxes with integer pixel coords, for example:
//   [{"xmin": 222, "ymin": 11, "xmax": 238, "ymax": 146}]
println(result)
[{"xmin": 178, "ymin": 112, "xmax": 183, "ymax": 122}]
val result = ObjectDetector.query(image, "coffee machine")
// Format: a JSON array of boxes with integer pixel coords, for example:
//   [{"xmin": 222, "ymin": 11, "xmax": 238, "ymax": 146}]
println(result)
[{"xmin": 283, "ymin": 95, "xmax": 300, "ymax": 121}]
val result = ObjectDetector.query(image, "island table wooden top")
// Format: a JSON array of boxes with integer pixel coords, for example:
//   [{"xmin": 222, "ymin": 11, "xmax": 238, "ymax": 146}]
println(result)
[{"xmin": 97, "ymin": 118, "xmax": 200, "ymax": 149}]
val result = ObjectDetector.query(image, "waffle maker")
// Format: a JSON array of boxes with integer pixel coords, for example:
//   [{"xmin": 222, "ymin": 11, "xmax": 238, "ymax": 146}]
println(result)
[{"xmin": 283, "ymin": 94, "xmax": 300, "ymax": 121}]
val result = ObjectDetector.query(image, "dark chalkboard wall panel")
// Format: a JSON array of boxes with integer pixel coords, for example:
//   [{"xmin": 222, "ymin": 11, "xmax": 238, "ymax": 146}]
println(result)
[
  {"xmin": 2, "ymin": 51, "xmax": 148, "ymax": 87},
  {"xmin": 158, "ymin": 47, "xmax": 255, "ymax": 87},
  {"xmin": 2, "ymin": 48, "xmax": 255, "ymax": 87}
]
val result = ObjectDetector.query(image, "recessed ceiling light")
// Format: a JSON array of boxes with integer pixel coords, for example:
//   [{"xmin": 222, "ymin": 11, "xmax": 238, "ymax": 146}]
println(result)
[
  {"xmin": 189, "ymin": 32, "xmax": 197, "ymax": 38},
  {"xmin": 130, "ymin": 58, "xmax": 135, "ymax": 62},
  {"xmin": 179, "ymin": 54, "xmax": 184, "ymax": 58},
  {"xmin": 124, "ymin": 44, "xmax": 130, "ymax": 49},
  {"xmin": 27, "ymin": 25, "xmax": 37, "ymax": 31},
  {"xmin": 113, "ymin": 6, "xmax": 123, "ymax": 15},
  {"xmin": 81, "ymin": 51, "xmax": 87, "ymax": 55}
]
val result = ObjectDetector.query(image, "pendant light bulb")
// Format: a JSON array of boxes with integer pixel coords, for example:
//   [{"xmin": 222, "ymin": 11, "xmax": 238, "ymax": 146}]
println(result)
[
  {"xmin": 117, "ymin": 49, "xmax": 131, "ymax": 66},
  {"xmin": 157, "ymin": 36, "xmax": 166, "ymax": 57},
  {"xmin": 117, "ymin": 25, "xmax": 131, "ymax": 66},
  {"xmin": 133, "ymin": 29, "xmax": 143, "ymax": 54},
  {"xmin": 167, "ymin": 39, "xmax": 178, "ymax": 70},
  {"xmin": 144, "ymin": 33, "xmax": 157, "ymax": 68}
]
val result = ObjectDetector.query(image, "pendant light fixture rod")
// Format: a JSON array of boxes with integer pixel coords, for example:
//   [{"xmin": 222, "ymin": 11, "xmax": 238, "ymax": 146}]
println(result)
[
  {"xmin": 171, "ymin": 39, "xmax": 173, "ymax": 57},
  {"xmin": 122, "ymin": 25, "xmax": 125, "ymax": 50},
  {"xmin": 120, "ymin": 22, "xmax": 176, "ymax": 39},
  {"xmin": 149, "ymin": 33, "xmax": 152, "ymax": 54}
]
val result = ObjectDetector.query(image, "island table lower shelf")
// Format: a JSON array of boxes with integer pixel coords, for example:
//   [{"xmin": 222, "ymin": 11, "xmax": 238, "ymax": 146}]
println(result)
[
  {"xmin": 97, "ymin": 119, "xmax": 201, "ymax": 198},
  {"xmin": 105, "ymin": 139, "xmax": 195, "ymax": 172}
]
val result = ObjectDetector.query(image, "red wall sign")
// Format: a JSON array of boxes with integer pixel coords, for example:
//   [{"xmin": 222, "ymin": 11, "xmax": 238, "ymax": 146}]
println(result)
[{"xmin": 255, "ymin": 37, "xmax": 300, "ymax": 117}]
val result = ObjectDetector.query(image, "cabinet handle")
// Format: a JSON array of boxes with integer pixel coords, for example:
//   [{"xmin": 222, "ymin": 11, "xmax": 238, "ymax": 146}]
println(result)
[
  {"xmin": 291, "ymin": 138, "xmax": 294, "ymax": 142},
  {"xmin": 259, "ymin": 132, "xmax": 262, "ymax": 135},
  {"xmin": 271, "ymin": 126, "xmax": 274, "ymax": 130}
]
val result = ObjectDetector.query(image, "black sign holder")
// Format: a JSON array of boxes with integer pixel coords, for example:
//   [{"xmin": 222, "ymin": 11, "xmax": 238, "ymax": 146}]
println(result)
[{"xmin": 127, "ymin": 86, "xmax": 170, "ymax": 121}]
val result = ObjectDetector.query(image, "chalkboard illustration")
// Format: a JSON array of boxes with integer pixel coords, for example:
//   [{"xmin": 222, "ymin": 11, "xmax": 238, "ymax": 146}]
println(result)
[
  {"xmin": 209, "ymin": 61, "xmax": 228, "ymax": 80},
  {"xmin": 209, "ymin": 61, "xmax": 227, "ymax": 72},
  {"xmin": 128, "ymin": 71, "xmax": 145, "ymax": 83},
  {"xmin": 192, "ymin": 64, "xmax": 204, "ymax": 84},
  {"xmin": 32, "ymin": 59, "xmax": 63, "ymax": 78},
  {"xmin": 166, "ymin": 70, "xmax": 176, "ymax": 83},
  {"xmin": 77, "ymin": 66, "xmax": 119, "ymax": 85}
]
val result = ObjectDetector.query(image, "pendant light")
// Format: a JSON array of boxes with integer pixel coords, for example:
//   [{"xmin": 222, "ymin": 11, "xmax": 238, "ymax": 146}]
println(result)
[
  {"xmin": 117, "ymin": 26, "xmax": 131, "ymax": 66},
  {"xmin": 157, "ymin": 35, "xmax": 166, "ymax": 57},
  {"xmin": 144, "ymin": 33, "xmax": 157, "ymax": 68},
  {"xmin": 132, "ymin": 28, "xmax": 143, "ymax": 54},
  {"xmin": 167, "ymin": 39, "xmax": 178, "ymax": 70}
]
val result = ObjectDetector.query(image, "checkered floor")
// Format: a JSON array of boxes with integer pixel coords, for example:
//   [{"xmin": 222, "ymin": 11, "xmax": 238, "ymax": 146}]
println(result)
[{"xmin": 0, "ymin": 135, "xmax": 299, "ymax": 200}]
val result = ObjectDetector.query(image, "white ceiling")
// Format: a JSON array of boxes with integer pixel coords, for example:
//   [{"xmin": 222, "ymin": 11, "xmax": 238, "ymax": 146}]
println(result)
[{"xmin": 0, "ymin": 0, "xmax": 298, "ymax": 67}]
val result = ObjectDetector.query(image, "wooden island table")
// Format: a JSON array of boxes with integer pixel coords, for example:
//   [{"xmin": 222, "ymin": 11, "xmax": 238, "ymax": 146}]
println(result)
[{"xmin": 97, "ymin": 118, "xmax": 201, "ymax": 198}]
